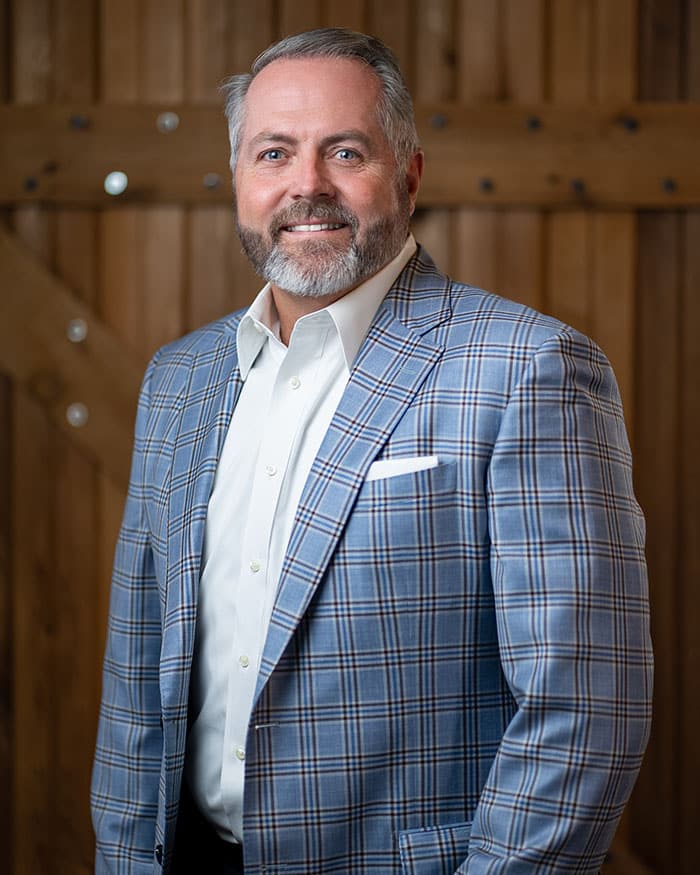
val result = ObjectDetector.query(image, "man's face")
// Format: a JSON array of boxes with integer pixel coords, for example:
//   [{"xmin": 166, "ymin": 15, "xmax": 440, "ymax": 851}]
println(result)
[{"xmin": 234, "ymin": 56, "xmax": 422, "ymax": 300}]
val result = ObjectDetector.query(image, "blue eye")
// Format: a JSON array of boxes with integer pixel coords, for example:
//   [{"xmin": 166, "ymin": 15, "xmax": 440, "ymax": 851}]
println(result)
[
  {"xmin": 336, "ymin": 148, "xmax": 359, "ymax": 160},
  {"xmin": 261, "ymin": 149, "xmax": 284, "ymax": 161}
]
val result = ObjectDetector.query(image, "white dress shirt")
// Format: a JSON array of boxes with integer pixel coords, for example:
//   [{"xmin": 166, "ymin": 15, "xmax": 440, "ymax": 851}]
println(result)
[{"xmin": 184, "ymin": 236, "xmax": 417, "ymax": 842}]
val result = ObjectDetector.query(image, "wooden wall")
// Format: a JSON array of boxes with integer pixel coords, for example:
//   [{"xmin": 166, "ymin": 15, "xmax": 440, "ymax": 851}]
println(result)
[{"xmin": 1, "ymin": 1, "xmax": 698, "ymax": 873}]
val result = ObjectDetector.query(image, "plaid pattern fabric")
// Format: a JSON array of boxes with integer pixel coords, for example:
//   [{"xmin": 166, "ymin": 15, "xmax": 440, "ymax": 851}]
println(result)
[{"xmin": 91, "ymin": 246, "xmax": 652, "ymax": 874}]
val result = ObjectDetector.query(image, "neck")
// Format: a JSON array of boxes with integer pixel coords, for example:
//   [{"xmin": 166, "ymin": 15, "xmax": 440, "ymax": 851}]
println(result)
[{"xmin": 270, "ymin": 285, "xmax": 355, "ymax": 345}]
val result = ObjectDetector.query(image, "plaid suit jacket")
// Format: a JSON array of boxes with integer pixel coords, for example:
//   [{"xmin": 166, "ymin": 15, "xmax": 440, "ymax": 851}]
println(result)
[{"xmin": 91, "ymin": 246, "xmax": 652, "ymax": 874}]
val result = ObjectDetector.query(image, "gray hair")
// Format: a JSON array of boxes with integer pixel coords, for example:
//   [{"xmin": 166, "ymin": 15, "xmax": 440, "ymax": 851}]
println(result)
[{"xmin": 221, "ymin": 28, "xmax": 420, "ymax": 172}]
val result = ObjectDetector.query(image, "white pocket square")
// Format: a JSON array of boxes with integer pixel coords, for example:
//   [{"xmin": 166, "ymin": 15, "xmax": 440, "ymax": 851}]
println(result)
[{"xmin": 365, "ymin": 455, "xmax": 439, "ymax": 482}]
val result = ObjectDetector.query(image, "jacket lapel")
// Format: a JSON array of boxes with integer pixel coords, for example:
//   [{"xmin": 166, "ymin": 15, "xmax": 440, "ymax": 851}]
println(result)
[
  {"xmin": 255, "ymin": 261, "xmax": 450, "ymax": 699},
  {"xmin": 162, "ymin": 330, "xmax": 243, "ymax": 702}
]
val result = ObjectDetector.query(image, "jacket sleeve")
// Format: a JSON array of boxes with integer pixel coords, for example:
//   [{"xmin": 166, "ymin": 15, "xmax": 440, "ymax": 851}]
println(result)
[
  {"xmin": 464, "ymin": 328, "xmax": 653, "ymax": 873},
  {"xmin": 91, "ymin": 355, "xmax": 164, "ymax": 874}
]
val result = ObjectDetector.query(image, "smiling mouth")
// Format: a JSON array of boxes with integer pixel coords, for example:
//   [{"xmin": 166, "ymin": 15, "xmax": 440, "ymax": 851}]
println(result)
[{"xmin": 282, "ymin": 222, "xmax": 347, "ymax": 232}]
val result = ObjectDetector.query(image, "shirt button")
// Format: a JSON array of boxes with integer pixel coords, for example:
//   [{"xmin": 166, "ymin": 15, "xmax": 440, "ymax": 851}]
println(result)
[
  {"xmin": 249, "ymin": 559, "xmax": 261, "ymax": 573},
  {"xmin": 235, "ymin": 747, "xmax": 246, "ymax": 761},
  {"xmin": 265, "ymin": 464, "xmax": 277, "ymax": 477},
  {"xmin": 289, "ymin": 376, "xmax": 301, "ymax": 389},
  {"xmin": 239, "ymin": 655, "xmax": 250, "ymax": 668}
]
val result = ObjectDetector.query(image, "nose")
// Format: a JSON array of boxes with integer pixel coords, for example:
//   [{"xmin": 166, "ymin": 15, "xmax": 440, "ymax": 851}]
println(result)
[{"xmin": 291, "ymin": 153, "xmax": 335, "ymax": 200}]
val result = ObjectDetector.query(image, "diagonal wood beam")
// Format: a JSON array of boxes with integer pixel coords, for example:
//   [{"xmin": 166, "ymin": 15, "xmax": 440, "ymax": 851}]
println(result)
[
  {"xmin": 1, "ymin": 103, "xmax": 700, "ymax": 207},
  {"xmin": 0, "ymin": 227, "xmax": 142, "ymax": 486}
]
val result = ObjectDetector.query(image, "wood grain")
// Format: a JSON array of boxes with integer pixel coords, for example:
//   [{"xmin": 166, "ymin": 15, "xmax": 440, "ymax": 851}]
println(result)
[
  {"xmin": 6, "ymin": 102, "xmax": 700, "ymax": 206},
  {"xmin": 679, "ymin": 8, "xmax": 700, "ymax": 871},
  {"xmin": 9, "ymin": 1, "xmax": 56, "ymax": 870},
  {"xmin": 12, "ymin": 390, "xmax": 54, "ymax": 875},
  {"xmin": 0, "ymin": 376, "xmax": 12, "ymax": 865},
  {"xmin": 632, "ymin": 3, "xmax": 686, "ymax": 872},
  {"xmin": 0, "ymin": 227, "xmax": 142, "ymax": 486}
]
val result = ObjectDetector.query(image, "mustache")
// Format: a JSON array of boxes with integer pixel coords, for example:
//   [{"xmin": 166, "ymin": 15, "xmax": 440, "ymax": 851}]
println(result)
[{"xmin": 269, "ymin": 199, "xmax": 359, "ymax": 236}]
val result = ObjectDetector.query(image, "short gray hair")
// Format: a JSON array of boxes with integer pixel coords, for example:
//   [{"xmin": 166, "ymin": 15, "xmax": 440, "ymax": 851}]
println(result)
[{"xmin": 221, "ymin": 28, "xmax": 420, "ymax": 172}]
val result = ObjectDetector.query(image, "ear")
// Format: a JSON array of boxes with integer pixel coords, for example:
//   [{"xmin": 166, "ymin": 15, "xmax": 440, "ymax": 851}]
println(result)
[{"xmin": 405, "ymin": 151, "xmax": 424, "ymax": 215}]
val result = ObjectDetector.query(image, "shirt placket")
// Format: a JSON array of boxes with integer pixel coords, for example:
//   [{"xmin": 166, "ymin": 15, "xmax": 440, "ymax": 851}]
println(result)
[{"xmin": 221, "ymin": 320, "xmax": 330, "ymax": 831}]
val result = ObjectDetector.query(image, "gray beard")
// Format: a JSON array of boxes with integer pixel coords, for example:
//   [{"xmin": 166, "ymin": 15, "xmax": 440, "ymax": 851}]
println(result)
[{"xmin": 236, "ymin": 195, "xmax": 410, "ymax": 299}]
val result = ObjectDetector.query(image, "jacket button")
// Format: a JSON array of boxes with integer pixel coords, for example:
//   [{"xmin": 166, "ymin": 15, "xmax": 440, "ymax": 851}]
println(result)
[{"xmin": 155, "ymin": 844, "xmax": 163, "ymax": 864}]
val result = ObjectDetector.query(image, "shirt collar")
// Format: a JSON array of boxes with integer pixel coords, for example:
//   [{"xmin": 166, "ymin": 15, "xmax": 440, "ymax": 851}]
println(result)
[{"xmin": 237, "ymin": 235, "xmax": 417, "ymax": 379}]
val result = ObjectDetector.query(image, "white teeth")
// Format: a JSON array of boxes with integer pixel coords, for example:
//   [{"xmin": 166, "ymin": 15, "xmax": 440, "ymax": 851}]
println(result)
[{"xmin": 286, "ymin": 223, "xmax": 344, "ymax": 232}]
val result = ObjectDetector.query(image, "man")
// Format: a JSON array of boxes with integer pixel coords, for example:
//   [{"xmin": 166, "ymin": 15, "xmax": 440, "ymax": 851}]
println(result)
[{"xmin": 91, "ymin": 28, "xmax": 652, "ymax": 875}]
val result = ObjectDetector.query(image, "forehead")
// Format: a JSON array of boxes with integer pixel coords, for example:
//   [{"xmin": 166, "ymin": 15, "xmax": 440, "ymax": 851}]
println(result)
[{"xmin": 241, "ymin": 56, "xmax": 385, "ymax": 141}]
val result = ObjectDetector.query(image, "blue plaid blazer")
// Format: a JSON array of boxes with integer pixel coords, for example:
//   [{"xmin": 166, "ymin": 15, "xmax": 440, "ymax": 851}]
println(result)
[{"xmin": 92, "ymin": 246, "xmax": 652, "ymax": 874}]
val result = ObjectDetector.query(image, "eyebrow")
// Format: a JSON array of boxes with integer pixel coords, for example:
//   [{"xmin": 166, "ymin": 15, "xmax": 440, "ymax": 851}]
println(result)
[{"xmin": 247, "ymin": 129, "xmax": 374, "ymax": 152}]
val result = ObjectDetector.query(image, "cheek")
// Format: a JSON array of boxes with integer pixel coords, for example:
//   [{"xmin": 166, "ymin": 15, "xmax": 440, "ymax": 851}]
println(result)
[{"xmin": 235, "ymin": 182, "xmax": 277, "ymax": 226}]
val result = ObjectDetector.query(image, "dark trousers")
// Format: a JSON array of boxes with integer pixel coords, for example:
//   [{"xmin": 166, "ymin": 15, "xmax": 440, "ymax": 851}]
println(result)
[{"xmin": 172, "ymin": 783, "xmax": 245, "ymax": 874}]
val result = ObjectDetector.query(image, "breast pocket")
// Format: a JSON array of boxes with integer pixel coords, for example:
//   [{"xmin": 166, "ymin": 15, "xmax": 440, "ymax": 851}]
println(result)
[
  {"xmin": 356, "ymin": 458, "xmax": 458, "ymax": 504},
  {"xmin": 398, "ymin": 821, "xmax": 472, "ymax": 875},
  {"xmin": 339, "ymin": 460, "xmax": 464, "ymax": 600}
]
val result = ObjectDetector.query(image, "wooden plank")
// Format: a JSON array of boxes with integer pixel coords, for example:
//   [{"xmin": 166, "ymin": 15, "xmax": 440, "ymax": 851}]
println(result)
[
  {"xmin": 55, "ymin": 210, "xmax": 98, "ymax": 307},
  {"xmin": 186, "ymin": 0, "xmax": 272, "ymax": 332},
  {"xmin": 414, "ymin": 0, "xmax": 454, "ymax": 275},
  {"xmin": 187, "ymin": 0, "xmax": 230, "ymax": 104},
  {"xmin": 453, "ymin": 0, "xmax": 500, "ymax": 294},
  {"xmin": 278, "ymin": 0, "xmax": 323, "ymax": 37},
  {"xmin": 415, "ymin": 0, "xmax": 455, "ymax": 103},
  {"xmin": 141, "ymin": 0, "xmax": 186, "ymax": 356},
  {"xmin": 53, "ymin": 3, "xmax": 100, "ymax": 869},
  {"xmin": 99, "ymin": 0, "xmax": 148, "ymax": 371},
  {"xmin": 457, "ymin": 0, "xmax": 500, "ymax": 99},
  {"xmin": 0, "ymin": 227, "xmax": 142, "ymax": 486},
  {"xmin": 12, "ymin": 390, "xmax": 54, "ymax": 875},
  {"xmin": 54, "ymin": 0, "xmax": 95, "ymax": 101},
  {"xmin": 10, "ymin": 0, "xmax": 53, "ymax": 284},
  {"xmin": 588, "ymin": 0, "xmax": 637, "ymax": 443},
  {"xmin": 680, "ymin": 8, "xmax": 700, "ymax": 871},
  {"xmin": 0, "ymin": 0, "xmax": 9, "ymax": 101},
  {"xmin": 11, "ymin": 0, "xmax": 52, "ymax": 103},
  {"xmin": 142, "ymin": 205, "xmax": 185, "ymax": 352},
  {"xmin": 631, "ymin": 4, "xmax": 685, "ymax": 872},
  {"xmin": 550, "ymin": 0, "xmax": 593, "ymax": 102},
  {"xmin": 639, "ymin": 0, "xmax": 683, "ymax": 99},
  {"xmin": 0, "ymin": 376, "xmax": 11, "ymax": 868},
  {"xmin": 590, "ymin": 213, "xmax": 635, "ymax": 429},
  {"xmin": 451, "ymin": 209, "xmax": 498, "ymax": 291},
  {"xmin": 631, "ymin": 212, "xmax": 682, "ymax": 875},
  {"xmin": 53, "ymin": 431, "xmax": 99, "ymax": 874},
  {"xmin": 547, "ymin": 0, "xmax": 592, "ymax": 340},
  {"xmin": 503, "ymin": 0, "xmax": 544, "ymax": 101},
  {"xmin": 594, "ymin": 0, "xmax": 637, "ymax": 101},
  {"xmin": 679, "ymin": 210, "xmax": 700, "ymax": 875},
  {"xmin": 323, "ymin": 0, "xmax": 365, "ymax": 31},
  {"xmin": 545, "ymin": 210, "xmax": 590, "ymax": 331},
  {"xmin": 367, "ymin": 0, "xmax": 412, "ymax": 89},
  {"xmin": 100, "ymin": 0, "xmax": 139, "ymax": 101},
  {"xmin": 500, "ymin": 0, "xmax": 545, "ymax": 312},
  {"xmin": 5, "ymin": 102, "xmax": 700, "ymax": 207},
  {"xmin": 224, "ymin": 0, "xmax": 275, "ymax": 74},
  {"xmin": 143, "ymin": 0, "xmax": 184, "ymax": 101},
  {"xmin": 9, "ymin": 3, "xmax": 56, "ymax": 869},
  {"xmin": 188, "ymin": 205, "xmax": 258, "ymax": 330},
  {"xmin": 498, "ymin": 212, "xmax": 544, "ymax": 310},
  {"xmin": 0, "ymin": 5, "xmax": 11, "ymax": 862},
  {"xmin": 187, "ymin": 0, "xmax": 238, "ymax": 331}
]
